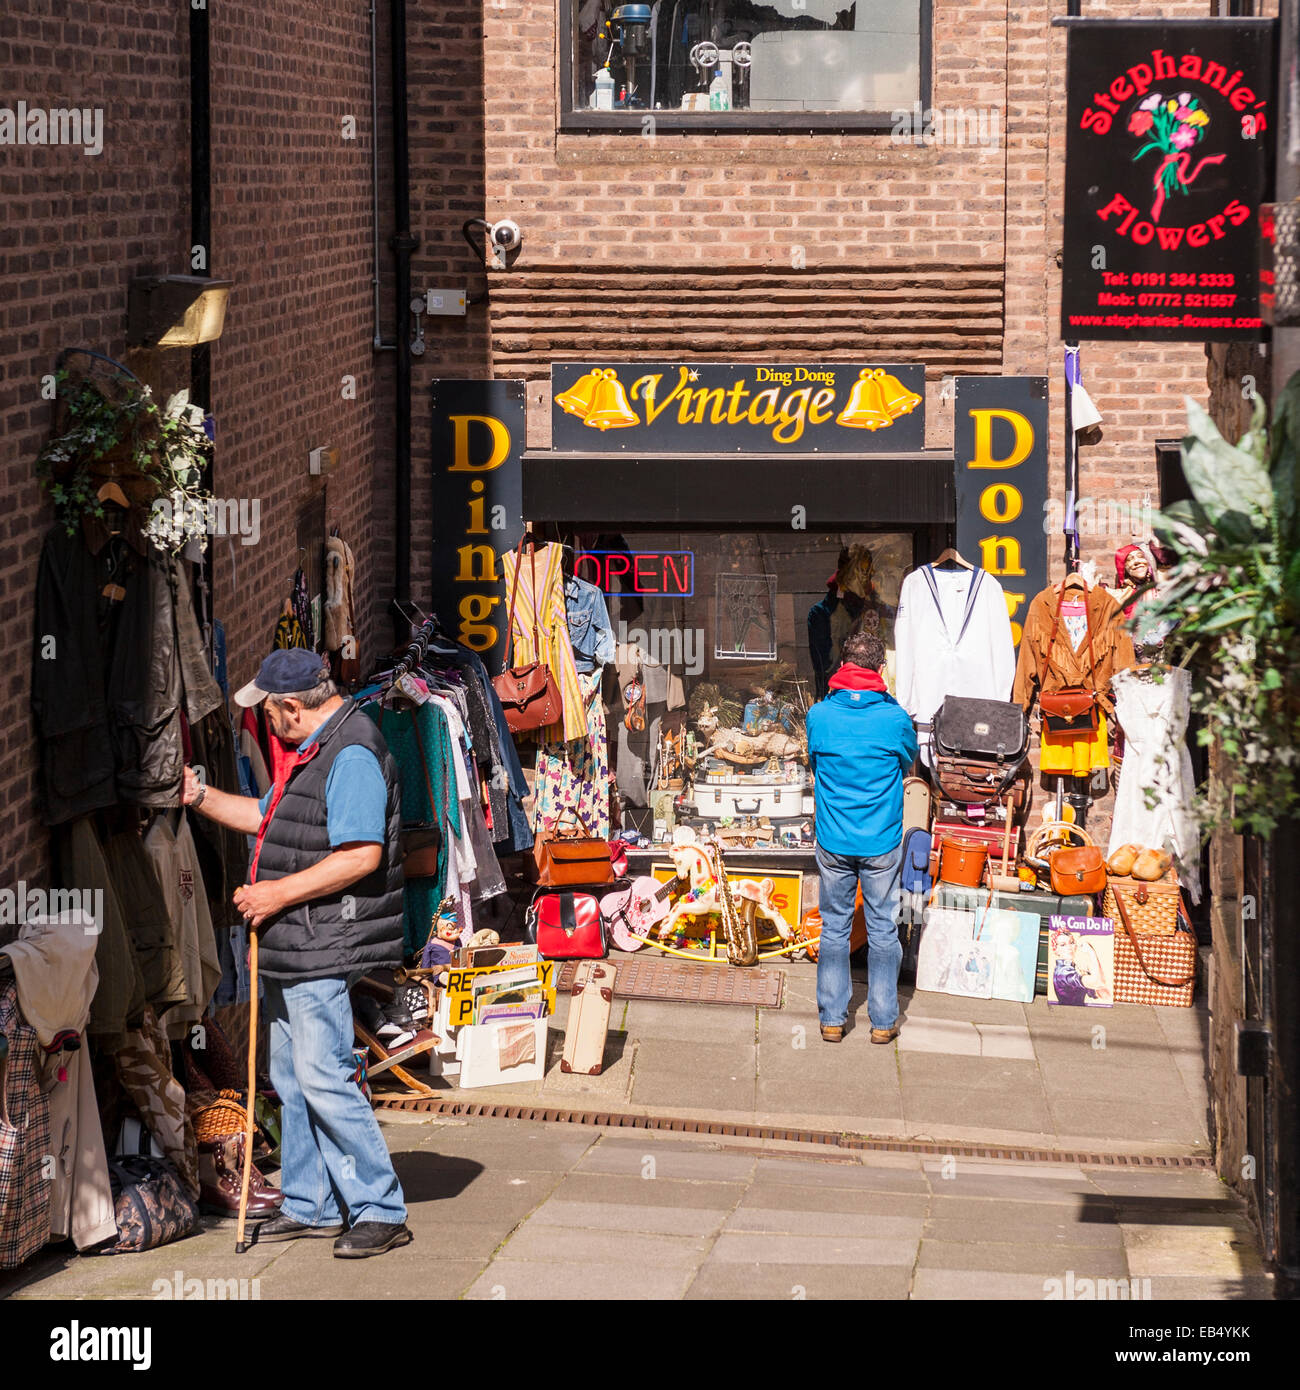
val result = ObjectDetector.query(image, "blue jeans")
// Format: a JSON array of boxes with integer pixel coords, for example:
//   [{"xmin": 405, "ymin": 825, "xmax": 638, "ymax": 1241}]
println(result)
[
  {"xmin": 263, "ymin": 975, "xmax": 407, "ymax": 1228},
  {"xmin": 815, "ymin": 842, "xmax": 903, "ymax": 1031}
]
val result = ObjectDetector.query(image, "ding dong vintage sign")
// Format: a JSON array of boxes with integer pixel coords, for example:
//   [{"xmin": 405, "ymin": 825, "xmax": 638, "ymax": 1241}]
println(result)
[
  {"xmin": 1061, "ymin": 18, "xmax": 1273, "ymax": 341},
  {"xmin": 550, "ymin": 362, "xmax": 925, "ymax": 452},
  {"xmin": 430, "ymin": 380, "xmax": 525, "ymax": 669}
]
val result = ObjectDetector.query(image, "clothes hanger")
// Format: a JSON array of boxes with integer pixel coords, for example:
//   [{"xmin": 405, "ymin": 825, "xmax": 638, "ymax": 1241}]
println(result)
[
  {"xmin": 931, "ymin": 546, "xmax": 973, "ymax": 570},
  {"xmin": 97, "ymin": 479, "xmax": 130, "ymax": 510},
  {"xmin": 1060, "ymin": 570, "xmax": 1089, "ymax": 593}
]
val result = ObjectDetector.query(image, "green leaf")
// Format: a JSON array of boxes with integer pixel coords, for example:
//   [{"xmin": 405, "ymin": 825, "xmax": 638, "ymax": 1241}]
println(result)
[{"xmin": 1181, "ymin": 397, "xmax": 1274, "ymax": 537}]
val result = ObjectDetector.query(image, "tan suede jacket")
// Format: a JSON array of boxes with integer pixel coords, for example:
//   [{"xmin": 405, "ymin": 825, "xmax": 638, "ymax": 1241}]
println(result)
[{"xmin": 1012, "ymin": 582, "xmax": 1135, "ymax": 721}]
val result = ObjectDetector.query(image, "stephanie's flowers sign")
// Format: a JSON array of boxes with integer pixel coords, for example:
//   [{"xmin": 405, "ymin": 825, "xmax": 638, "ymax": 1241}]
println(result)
[{"xmin": 1061, "ymin": 19, "xmax": 1272, "ymax": 342}]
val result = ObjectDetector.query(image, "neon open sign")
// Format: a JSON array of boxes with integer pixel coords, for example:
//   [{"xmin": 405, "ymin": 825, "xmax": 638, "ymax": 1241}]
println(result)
[{"xmin": 574, "ymin": 550, "xmax": 694, "ymax": 596}]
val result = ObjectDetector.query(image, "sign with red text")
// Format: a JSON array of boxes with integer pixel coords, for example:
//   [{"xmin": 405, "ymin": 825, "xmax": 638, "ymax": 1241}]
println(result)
[
  {"xmin": 953, "ymin": 377, "xmax": 1049, "ymax": 648},
  {"xmin": 430, "ymin": 380, "xmax": 525, "ymax": 669},
  {"xmin": 574, "ymin": 550, "xmax": 694, "ymax": 596},
  {"xmin": 1061, "ymin": 19, "xmax": 1273, "ymax": 341}
]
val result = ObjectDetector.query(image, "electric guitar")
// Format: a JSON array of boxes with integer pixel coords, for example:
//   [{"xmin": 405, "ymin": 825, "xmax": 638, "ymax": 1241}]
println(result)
[{"xmin": 599, "ymin": 875, "xmax": 685, "ymax": 952}]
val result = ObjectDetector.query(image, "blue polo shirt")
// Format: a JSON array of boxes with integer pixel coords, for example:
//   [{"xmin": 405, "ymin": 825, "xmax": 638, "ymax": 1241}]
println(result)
[
  {"xmin": 258, "ymin": 706, "xmax": 387, "ymax": 846},
  {"xmin": 806, "ymin": 688, "xmax": 918, "ymax": 857}
]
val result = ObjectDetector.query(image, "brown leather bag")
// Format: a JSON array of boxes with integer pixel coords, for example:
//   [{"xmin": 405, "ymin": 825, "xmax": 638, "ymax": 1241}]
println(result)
[
  {"xmin": 1050, "ymin": 844, "xmax": 1107, "ymax": 896},
  {"xmin": 1038, "ymin": 581, "xmax": 1100, "ymax": 733},
  {"xmin": 493, "ymin": 538, "xmax": 563, "ymax": 735},
  {"xmin": 533, "ymin": 815, "xmax": 615, "ymax": 888}
]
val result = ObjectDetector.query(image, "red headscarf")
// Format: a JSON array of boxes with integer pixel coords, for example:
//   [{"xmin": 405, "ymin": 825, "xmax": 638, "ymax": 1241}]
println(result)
[{"xmin": 1114, "ymin": 544, "xmax": 1146, "ymax": 618}]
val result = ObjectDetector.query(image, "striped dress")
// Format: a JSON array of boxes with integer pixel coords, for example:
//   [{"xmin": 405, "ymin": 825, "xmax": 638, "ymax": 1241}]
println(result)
[{"xmin": 500, "ymin": 542, "xmax": 587, "ymax": 743}]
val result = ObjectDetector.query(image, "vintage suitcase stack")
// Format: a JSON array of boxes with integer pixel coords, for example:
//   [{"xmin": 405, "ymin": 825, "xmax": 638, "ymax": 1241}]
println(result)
[{"xmin": 560, "ymin": 960, "xmax": 617, "ymax": 1075}]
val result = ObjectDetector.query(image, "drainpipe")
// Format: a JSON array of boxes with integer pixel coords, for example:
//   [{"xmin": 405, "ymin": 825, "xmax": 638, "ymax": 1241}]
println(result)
[
  {"xmin": 389, "ymin": 0, "xmax": 418, "ymax": 618},
  {"xmin": 371, "ymin": 0, "xmax": 395, "ymax": 352},
  {"xmin": 190, "ymin": 0, "xmax": 213, "ymax": 658}
]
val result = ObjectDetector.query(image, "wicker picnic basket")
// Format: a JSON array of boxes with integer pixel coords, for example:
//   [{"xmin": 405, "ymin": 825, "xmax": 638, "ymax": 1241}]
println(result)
[
  {"xmin": 1111, "ymin": 888, "xmax": 1196, "ymax": 1007},
  {"xmin": 1102, "ymin": 869, "xmax": 1180, "ymax": 937}
]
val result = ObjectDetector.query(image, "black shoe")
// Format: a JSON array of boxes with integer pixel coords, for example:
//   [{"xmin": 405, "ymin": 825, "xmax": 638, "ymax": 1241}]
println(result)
[
  {"xmin": 256, "ymin": 1214, "xmax": 345, "ymax": 1243},
  {"xmin": 333, "ymin": 1222, "xmax": 414, "ymax": 1259}
]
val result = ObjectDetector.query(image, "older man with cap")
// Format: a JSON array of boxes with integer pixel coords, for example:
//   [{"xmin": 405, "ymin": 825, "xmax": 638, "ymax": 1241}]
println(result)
[{"xmin": 182, "ymin": 648, "xmax": 412, "ymax": 1258}]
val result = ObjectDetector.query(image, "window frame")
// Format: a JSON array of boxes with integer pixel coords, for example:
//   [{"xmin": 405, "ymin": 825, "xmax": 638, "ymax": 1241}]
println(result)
[{"xmin": 556, "ymin": 0, "xmax": 933, "ymax": 135}]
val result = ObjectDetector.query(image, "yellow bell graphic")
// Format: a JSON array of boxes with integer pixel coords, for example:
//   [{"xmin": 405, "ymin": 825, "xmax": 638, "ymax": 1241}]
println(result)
[
  {"xmin": 583, "ymin": 369, "xmax": 639, "ymax": 431},
  {"xmin": 835, "ymin": 369, "xmax": 894, "ymax": 430},
  {"xmin": 877, "ymin": 370, "xmax": 922, "ymax": 420},
  {"xmin": 555, "ymin": 368, "xmax": 602, "ymax": 419}
]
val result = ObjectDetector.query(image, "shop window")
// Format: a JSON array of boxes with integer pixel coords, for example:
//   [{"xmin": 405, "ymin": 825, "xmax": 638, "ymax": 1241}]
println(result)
[
  {"xmin": 580, "ymin": 528, "xmax": 912, "ymax": 852},
  {"xmin": 560, "ymin": 0, "xmax": 929, "ymax": 132}
]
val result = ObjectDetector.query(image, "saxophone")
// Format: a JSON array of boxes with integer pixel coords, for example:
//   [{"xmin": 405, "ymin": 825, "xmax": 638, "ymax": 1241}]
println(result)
[{"xmin": 712, "ymin": 839, "xmax": 758, "ymax": 967}]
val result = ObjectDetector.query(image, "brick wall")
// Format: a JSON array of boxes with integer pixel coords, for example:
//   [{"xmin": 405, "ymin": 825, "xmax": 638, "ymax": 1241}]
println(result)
[
  {"xmin": 0, "ymin": 1, "xmax": 388, "ymax": 887},
  {"xmin": 0, "ymin": 2, "xmax": 191, "ymax": 887}
]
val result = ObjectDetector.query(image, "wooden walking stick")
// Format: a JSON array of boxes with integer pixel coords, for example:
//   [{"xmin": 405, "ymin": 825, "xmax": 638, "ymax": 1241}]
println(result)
[{"xmin": 235, "ymin": 925, "xmax": 259, "ymax": 1254}]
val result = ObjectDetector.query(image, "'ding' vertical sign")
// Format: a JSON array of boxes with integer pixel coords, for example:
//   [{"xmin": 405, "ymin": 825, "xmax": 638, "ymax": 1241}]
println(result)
[
  {"xmin": 953, "ymin": 377, "xmax": 1049, "ymax": 647},
  {"xmin": 430, "ymin": 380, "xmax": 525, "ymax": 672}
]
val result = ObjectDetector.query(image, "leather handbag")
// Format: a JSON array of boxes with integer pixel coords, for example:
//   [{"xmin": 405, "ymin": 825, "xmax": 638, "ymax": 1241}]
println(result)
[
  {"xmin": 533, "ymin": 815, "xmax": 615, "ymax": 887},
  {"xmin": 1038, "ymin": 581, "xmax": 1100, "ymax": 733},
  {"xmin": 527, "ymin": 890, "xmax": 607, "ymax": 960},
  {"xmin": 1050, "ymin": 844, "xmax": 1107, "ymax": 897},
  {"xmin": 101, "ymin": 1156, "xmax": 201, "ymax": 1254},
  {"xmin": 933, "ymin": 696, "xmax": 1029, "ymax": 764},
  {"xmin": 493, "ymin": 538, "xmax": 563, "ymax": 735}
]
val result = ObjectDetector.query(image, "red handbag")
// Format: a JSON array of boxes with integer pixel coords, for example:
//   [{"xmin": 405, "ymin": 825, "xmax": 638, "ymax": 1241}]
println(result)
[
  {"xmin": 492, "ymin": 538, "xmax": 563, "ymax": 735},
  {"xmin": 527, "ymin": 890, "xmax": 607, "ymax": 960}
]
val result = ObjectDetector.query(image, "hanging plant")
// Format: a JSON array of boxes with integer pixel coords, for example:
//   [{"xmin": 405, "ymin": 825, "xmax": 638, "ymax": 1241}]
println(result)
[
  {"xmin": 35, "ymin": 366, "xmax": 213, "ymax": 554},
  {"xmin": 1145, "ymin": 383, "xmax": 1300, "ymax": 837}
]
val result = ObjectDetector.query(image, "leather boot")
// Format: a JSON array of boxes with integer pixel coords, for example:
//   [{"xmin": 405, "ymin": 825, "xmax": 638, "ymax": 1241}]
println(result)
[{"xmin": 198, "ymin": 1131, "xmax": 283, "ymax": 1218}]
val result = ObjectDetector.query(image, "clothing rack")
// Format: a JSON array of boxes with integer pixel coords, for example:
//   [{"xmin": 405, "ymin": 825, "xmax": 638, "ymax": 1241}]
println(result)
[{"xmin": 381, "ymin": 616, "xmax": 440, "ymax": 693}]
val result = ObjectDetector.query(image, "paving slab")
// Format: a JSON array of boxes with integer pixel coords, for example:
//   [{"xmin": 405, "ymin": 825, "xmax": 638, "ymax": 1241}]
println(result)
[
  {"xmin": 262, "ymin": 1257, "xmax": 488, "ymax": 1301},
  {"xmin": 738, "ymin": 1182, "xmax": 930, "ymax": 1219},
  {"xmin": 1142, "ymin": 1274, "xmax": 1274, "ymax": 1300},
  {"xmin": 753, "ymin": 1156, "xmax": 929, "ymax": 1192},
  {"xmin": 575, "ymin": 1140, "xmax": 759, "ymax": 1181},
  {"xmin": 898, "ymin": 1053, "xmax": 1045, "ymax": 1093},
  {"xmin": 917, "ymin": 1238, "xmax": 1130, "ymax": 1276},
  {"xmin": 916, "ymin": 1172, "xmax": 1098, "ymax": 1204},
  {"xmin": 710, "ymin": 1230, "xmax": 919, "ymax": 1266},
  {"xmin": 901, "ymin": 1083, "xmax": 1054, "ymax": 1135},
  {"xmin": 975, "ymin": 1024, "xmax": 1037, "ymax": 1059},
  {"xmin": 1035, "ymin": 1058, "xmax": 1190, "ymax": 1101},
  {"xmin": 922, "ymin": 1215, "xmax": 1126, "ymax": 1248},
  {"xmin": 622, "ymin": 1000, "xmax": 760, "ymax": 1043},
  {"xmin": 464, "ymin": 1258, "xmax": 693, "ymax": 1300},
  {"xmin": 912, "ymin": 1268, "xmax": 1061, "ymax": 1300},
  {"xmin": 896, "ymin": 1017, "xmax": 983, "ymax": 1056},
  {"xmin": 1040, "ymin": 1096, "xmax": 1208, "ymax": 1146},
  {"xmin": 525, "ymin": 1198, "xmax": 730, "ymax": 1238},
  {"xmin": 551, "ymin": 1172, "xmax": 747, "ymax": 1208},
  {"xmin": 900, "ymin": 990, "xmax": 1028, "ymax": 1025},
  {"xmin": 1120, "ymin": 1219, "xmax": 1268, "ymax": 1278},
  {"xmin": 724, "ymin": 1205, "xmax": 925, "ymax": 1240},
  {"xmin": 753, "ymin": 1077, "xmax": 905, "ymax": 1123},
  {"xmin": 685, "ymin": 1260, "xmax": 912, "ymax": 1301},
  {"xmin": 629, "ymin": 1038, "xmax": 756, "ymax": 1111},
  {"xmin": 498, "ymin": 1222, "xmax": 712, "ymax": 1267}
]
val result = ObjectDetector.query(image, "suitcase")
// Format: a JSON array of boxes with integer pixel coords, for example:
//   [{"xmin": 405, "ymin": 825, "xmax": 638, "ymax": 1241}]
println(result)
[
  {"xmin": 561, "ymin": 960, "xmax": 617, "ymax": 1075},
  {"xmin": 931, "ymin": 885, "xmax": 1092, "ymax": 996}
]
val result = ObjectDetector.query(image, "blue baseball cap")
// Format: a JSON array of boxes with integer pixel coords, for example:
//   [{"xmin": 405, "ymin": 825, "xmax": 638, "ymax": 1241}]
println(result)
[{"xmin": 234, "ymin": 649, "xmax": 330, "ymax": 707}]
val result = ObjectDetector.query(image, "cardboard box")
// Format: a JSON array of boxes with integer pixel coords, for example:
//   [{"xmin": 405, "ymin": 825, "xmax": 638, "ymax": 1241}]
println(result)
[{"xmin": 455, "ymin": 1017, "xmax": 548, "ymax": 1089}]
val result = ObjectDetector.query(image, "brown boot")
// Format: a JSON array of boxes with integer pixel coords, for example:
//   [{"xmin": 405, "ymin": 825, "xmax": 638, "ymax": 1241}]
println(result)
[
  {"xmin": 870, "ymin": 1023, "xmax": 901, "ymax": 1045},
  {"xmin": 820, "ymin": 1024, "xmax": 845, "ymax": 1043},
  {"xmin": 198, "ymin": 1131, "xmax": 283, "ymax": 1218}
]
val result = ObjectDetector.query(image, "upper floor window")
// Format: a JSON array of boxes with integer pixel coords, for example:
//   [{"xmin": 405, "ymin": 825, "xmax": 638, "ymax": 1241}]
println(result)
[{"xmin": 560, "ymin": 0, "xmax": 929, "ymax": 132}]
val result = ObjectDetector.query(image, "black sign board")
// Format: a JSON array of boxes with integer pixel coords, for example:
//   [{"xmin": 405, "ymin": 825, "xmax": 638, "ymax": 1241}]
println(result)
[
  {"xmin": 430, "ymin": 380, "xmax": 525, "ymax": 671},
  {"xmin": 550, "ymin": 362, "xmax": 925, "ymax": 453},
  {"xmin": 1061, "ymin": 19, "xmax": 1273, "ymax": 341},
  {"xmin": 953, "ymin": 377, "xmax": 1049, "ymax": 648}
]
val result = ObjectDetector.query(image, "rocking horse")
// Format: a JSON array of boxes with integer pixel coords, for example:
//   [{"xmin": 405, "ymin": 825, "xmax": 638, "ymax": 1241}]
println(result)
[{"xmin": 658, "ymin": 828, "xmax": 793, "ymax": 956}]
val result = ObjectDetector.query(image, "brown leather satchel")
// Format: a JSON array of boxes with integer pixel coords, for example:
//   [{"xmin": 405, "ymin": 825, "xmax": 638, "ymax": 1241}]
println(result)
[
  {"xmin": 1050, "ymin": 844, "xmax": 1107, "ymax": 897},
  {"xmin": 533, "ymin": 815, "xmax": 615, "ymax": 888},
  {"xmin": 1038, "ymin": 581, "xmax": 1100, "ymax": 733},
  {"xmin": 493, "ymin": 538, "xmax": 563, "ymax": 735}
]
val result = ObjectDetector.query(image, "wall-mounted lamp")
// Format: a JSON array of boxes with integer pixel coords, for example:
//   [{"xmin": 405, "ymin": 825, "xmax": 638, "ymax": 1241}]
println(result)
[{"xmin": 127, "ymin": 275, "xmax": 234, "ymax": 348}]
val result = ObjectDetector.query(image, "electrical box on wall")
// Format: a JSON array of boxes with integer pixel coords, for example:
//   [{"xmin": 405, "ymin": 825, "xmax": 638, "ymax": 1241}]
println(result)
[
  {"xmin": 309, "ymin": 446, "xmax": 339, "ymax": 476},
  {"xmin": 425, "ymin": 287, "xmax": 467, "ymax": 317}
]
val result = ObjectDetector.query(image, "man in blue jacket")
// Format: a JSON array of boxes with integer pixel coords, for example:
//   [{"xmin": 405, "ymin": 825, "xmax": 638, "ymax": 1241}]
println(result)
[{"xmin": 806, "ymin": 631, "xmax": 917, "ymax": 1044}]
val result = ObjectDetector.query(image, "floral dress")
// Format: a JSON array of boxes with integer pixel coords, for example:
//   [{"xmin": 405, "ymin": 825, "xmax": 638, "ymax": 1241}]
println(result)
[{"xmin": 533, "ymin": 670, "xmax": 610, "ymax": 838}]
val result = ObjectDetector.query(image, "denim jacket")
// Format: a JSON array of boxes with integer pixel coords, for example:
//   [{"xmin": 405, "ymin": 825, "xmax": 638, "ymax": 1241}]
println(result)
[{"xmin": 564, "ymin": 576, "xmax": 616, "ymax": 673}]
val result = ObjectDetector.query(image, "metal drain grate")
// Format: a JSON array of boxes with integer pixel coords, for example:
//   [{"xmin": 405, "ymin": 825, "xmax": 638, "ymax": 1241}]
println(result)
[
  {"xmin": 555, "ymin": 957, "xmax": 785, "ymax": 1008},
  {"xmin": 374, "ymin": 1096, "xmax": 1212, "ymax": 1169}
]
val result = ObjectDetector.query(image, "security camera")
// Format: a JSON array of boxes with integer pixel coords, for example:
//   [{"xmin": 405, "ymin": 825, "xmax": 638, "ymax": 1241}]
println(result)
[{"xmin": 489, "ymin": 220, "xmax": 521, "ymax": 252}]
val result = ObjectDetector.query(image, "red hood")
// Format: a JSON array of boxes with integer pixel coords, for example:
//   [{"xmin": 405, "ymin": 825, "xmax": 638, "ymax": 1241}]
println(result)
[{"xmin": 828, "ymin": 663, "xmax": 887, "ymax": 693}]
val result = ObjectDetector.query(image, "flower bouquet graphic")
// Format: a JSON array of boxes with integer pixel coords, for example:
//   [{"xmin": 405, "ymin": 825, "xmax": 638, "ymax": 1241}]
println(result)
[{"xmin": 1128, "ymin": 92, "xmax": 1225, "ymax": 222}]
